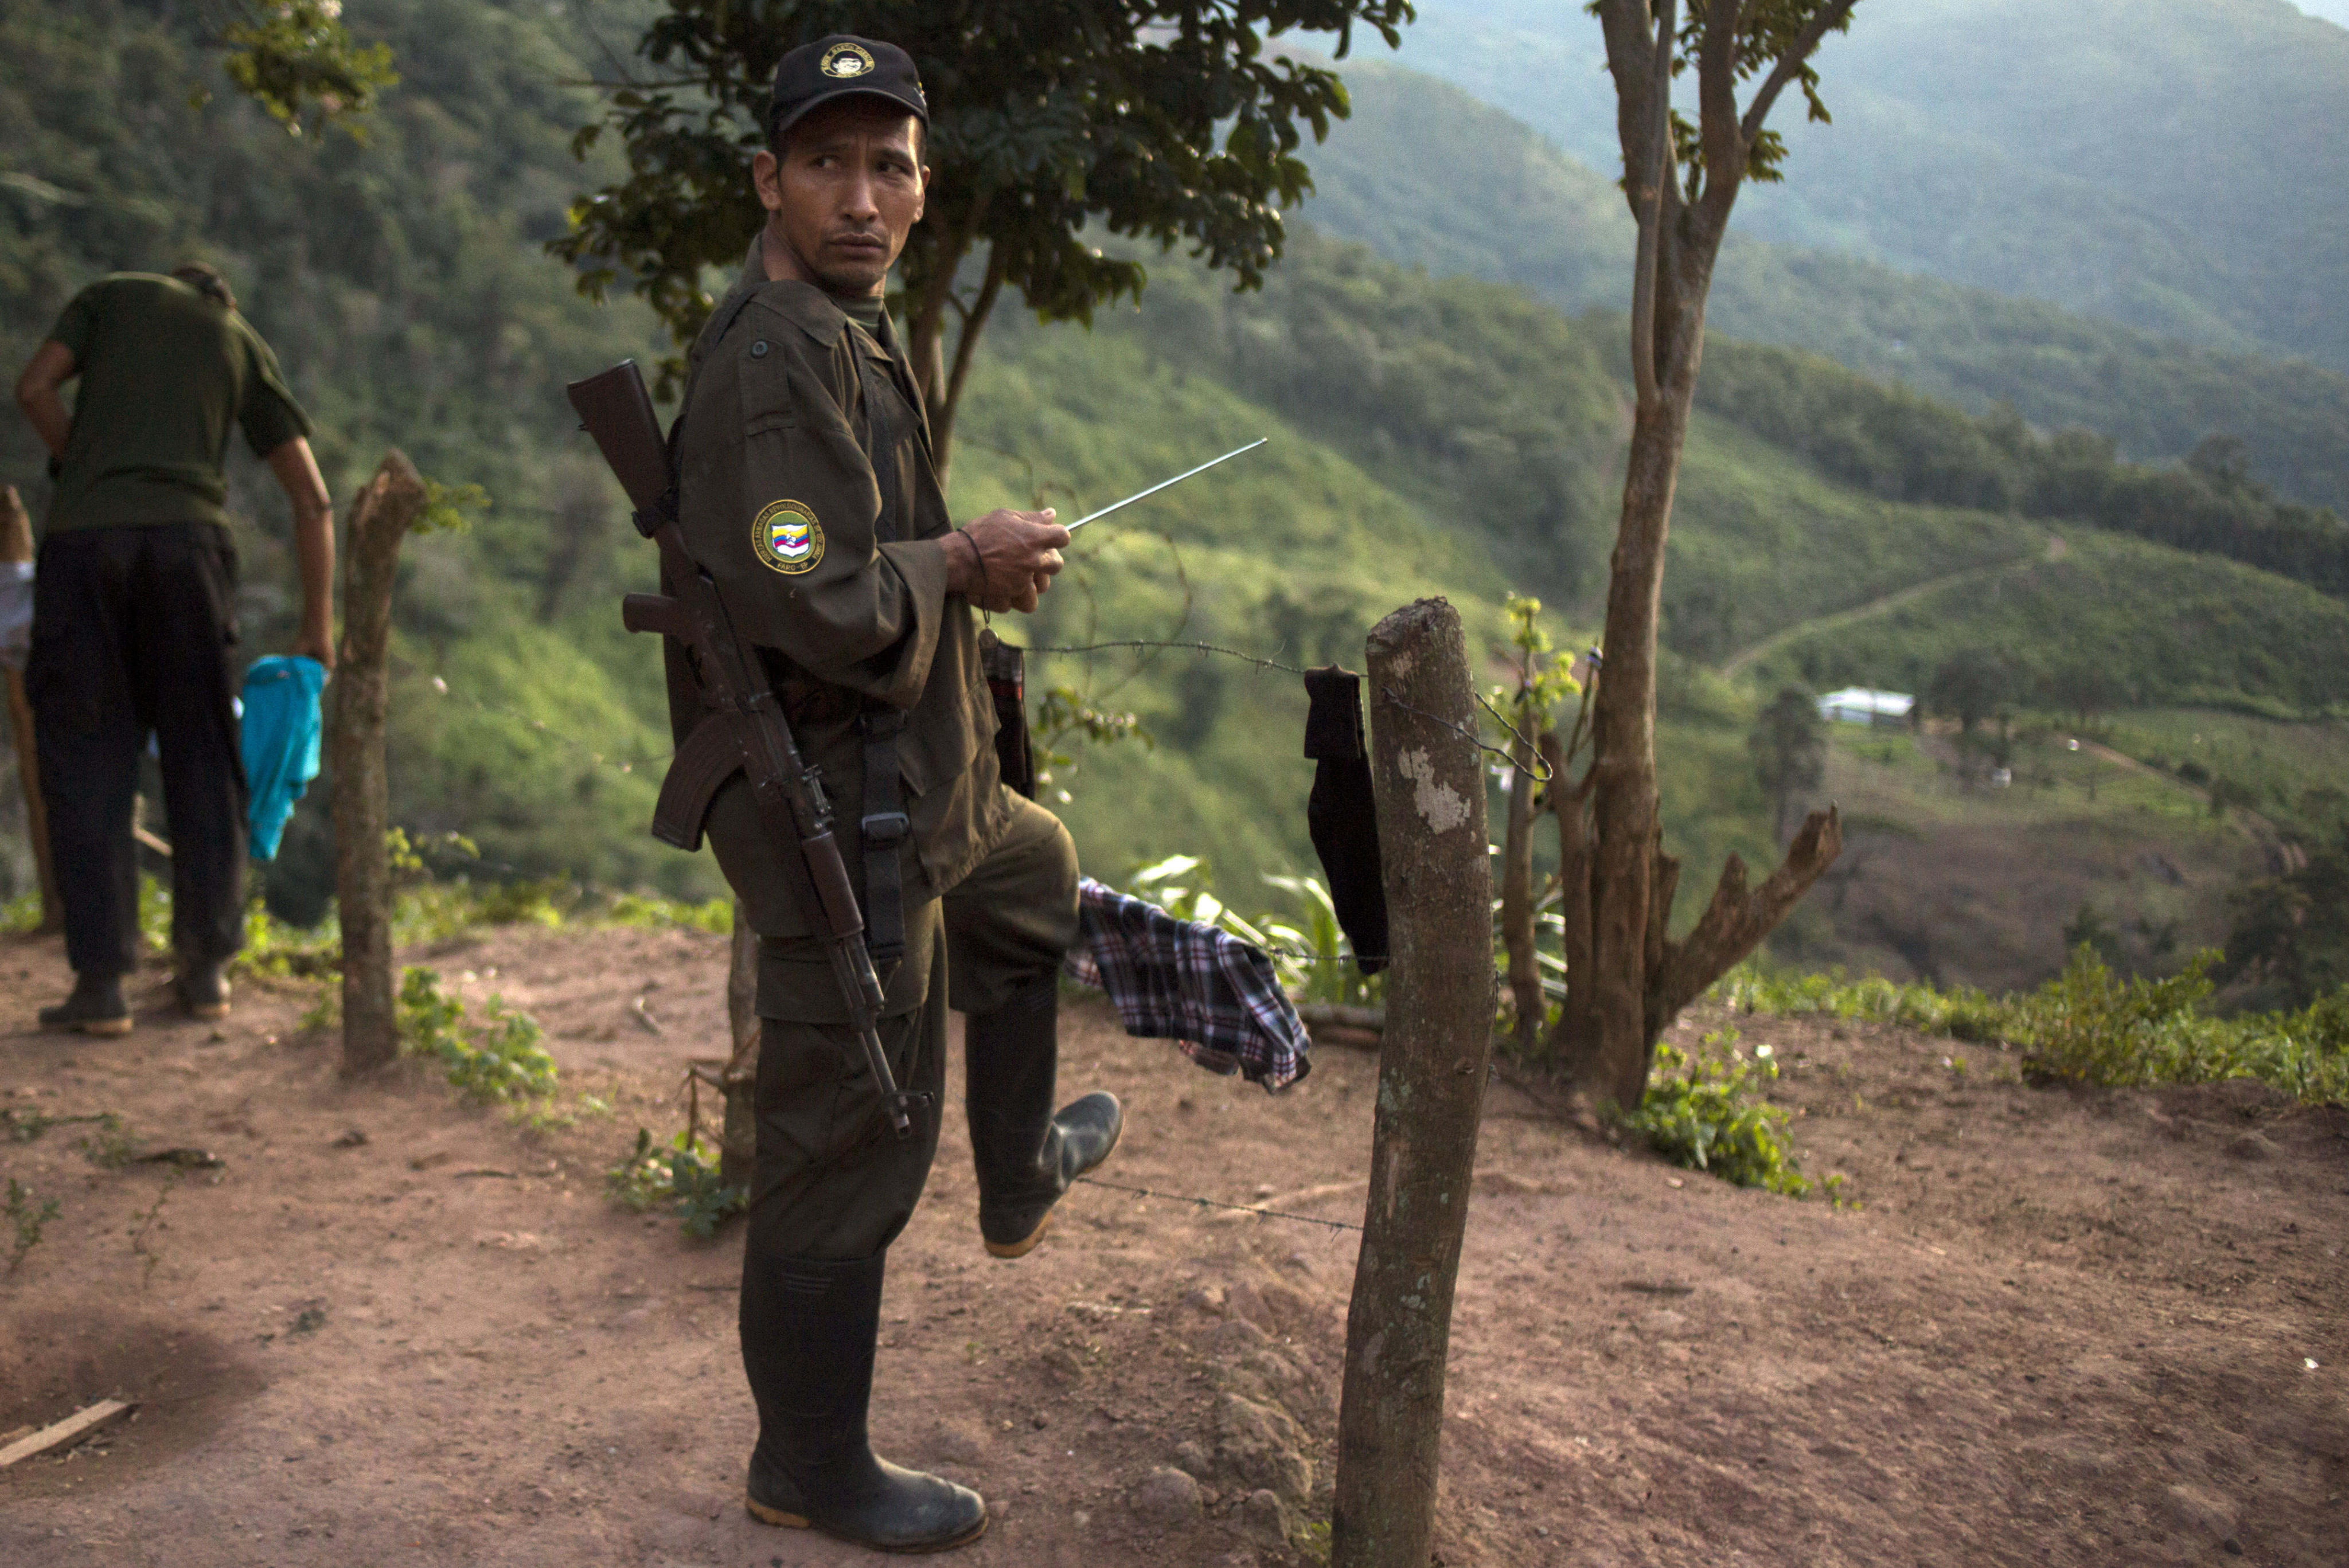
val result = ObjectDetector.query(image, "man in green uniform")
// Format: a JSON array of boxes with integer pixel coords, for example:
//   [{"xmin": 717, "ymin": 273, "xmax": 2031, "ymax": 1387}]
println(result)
[
  {"xmin": 13, "ymin": 262, "xmax": 333, "ymax": 1033},
  {"xmin": 662, "ymin": 34, "xmax": 1121, "ymax": 1553}
]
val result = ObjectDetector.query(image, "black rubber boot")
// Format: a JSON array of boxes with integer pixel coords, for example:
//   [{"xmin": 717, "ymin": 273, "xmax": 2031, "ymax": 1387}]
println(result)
[
  {"xmin": 37, "ymin": 973, "xmax": 132, "ymax": 1036},
  {"xmin": 740, "ymin": 1249, "xmax": 987, "ymax": 1553},
  {"xmin": 965, "ymin": 979, "xmax": 1122, "ymax": 1258},
  {"xmin": 176, "ymin": 957, "xmax": 231, "ymax": 1020}
]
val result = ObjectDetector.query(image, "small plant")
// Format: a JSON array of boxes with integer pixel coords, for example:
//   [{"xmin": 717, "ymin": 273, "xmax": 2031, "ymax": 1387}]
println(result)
[
  {"xmin": 1259, "ymin": 873, "xmax": 1382, "ymax": 1008},
  {"xmin": 7, "ymin": 1178, "xmax": 60, "ymax": 1274},
  {"xmin": 1, "ymin": 889, "xmax": 42, "ymax": 936},
  {"xmin": 606, "ymin": 1128, "xmax": 746, "ymax": 1237},
  {"xmin": 127, "ymin": 1170, "xmax": 179, "ymax": 1289},
  {"xmin": 1618, "ymin": 1029, "xmax": 1813, "ymax": 1196},
  {"xmin": 76, "ymin": 1112, "xmax": 137, "ymax": 1169},
  {"xmin": 601, "ymin": 892, "xmax": 733, "ymax": 933},
  {"xmin": 397, "ymin": 967, "xmax": 557, "ymax": 1104}
]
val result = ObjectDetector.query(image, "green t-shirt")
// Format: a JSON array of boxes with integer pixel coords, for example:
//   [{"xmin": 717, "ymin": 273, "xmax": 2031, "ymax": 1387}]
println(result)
[{"xmin": 42, "ymin": 273, "xmax": 314, "ymax": 534}]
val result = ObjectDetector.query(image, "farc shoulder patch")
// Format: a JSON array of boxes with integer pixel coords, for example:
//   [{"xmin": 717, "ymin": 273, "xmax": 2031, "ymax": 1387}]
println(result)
[{"xmin": 753, "ymin": 499, "xmax": 825, "ymax": 575}]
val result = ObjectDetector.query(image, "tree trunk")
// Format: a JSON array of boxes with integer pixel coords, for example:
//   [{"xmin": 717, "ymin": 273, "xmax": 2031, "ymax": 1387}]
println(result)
[
  {"xmin": 1543, "ymin": 729, "xmax": 1599, "ymax": 1076},
  {"xmin": 720, "ymin": 901, "xmax": 760, "ymax": 1191},
  {"xmin": 1573, "ymin": 379, "xmax": 1694, "ymax": 1110},
  {"xmin": 333, "ymin": 452, "xmax": 429, "ymax": 1077},
  {"xmin": 1499, "ymin": 729, "xmax": 1542, "ymax": 1054},
  {"xmin": 1, "ymin": 486, "xmax": 60, "ymax": 933},
  {"xmin": 1560, "ymin": 0, "xmax": 1860, "ymax": 1108},
  {"xmin": 1332, "ymin": 599, "xmax": 1496, "ymax": 1568}
]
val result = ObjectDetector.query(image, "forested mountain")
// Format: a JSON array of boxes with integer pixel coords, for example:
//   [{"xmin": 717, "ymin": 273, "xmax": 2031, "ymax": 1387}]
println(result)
[
  {"xmin": 1301, "ymin": 62, "xmax": 2349, "ymax": 515},
  {"xmin": 0, "ymin": 0, "xmax": 680, "ymax": 907},
  {"xmin": 2, "ymin": 0, "xmax": 2340, "ymax": 992},
  {"xmin": 1382, "ymin": 0, "xmax": 2349, "ymax": 373}
]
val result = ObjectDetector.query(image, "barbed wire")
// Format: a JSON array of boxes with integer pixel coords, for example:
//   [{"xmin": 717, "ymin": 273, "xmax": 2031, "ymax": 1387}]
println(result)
[
  {"xmin": 1026, "ymin": 639, "xmax": 1310, "ymax": 677},
  {"xmin": 1074, "ymin": 1175, "xmax": 1361, "ymax": 1234},
  {"xmin": 1379, "ymin": 685, "xmax": 1555, "ymax": 783}
]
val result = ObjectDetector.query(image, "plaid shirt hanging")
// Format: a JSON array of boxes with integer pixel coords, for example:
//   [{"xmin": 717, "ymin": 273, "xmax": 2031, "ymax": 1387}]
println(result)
[{"xmin": 1062, "ymin": 878, "xmax": 1312, "ymax": 1092}]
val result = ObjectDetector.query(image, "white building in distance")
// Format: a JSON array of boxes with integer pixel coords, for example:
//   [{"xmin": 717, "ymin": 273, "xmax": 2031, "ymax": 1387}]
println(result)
[{"xmin": 1817, "ymin": 687, "xmax": 1915, "ymax": 726}]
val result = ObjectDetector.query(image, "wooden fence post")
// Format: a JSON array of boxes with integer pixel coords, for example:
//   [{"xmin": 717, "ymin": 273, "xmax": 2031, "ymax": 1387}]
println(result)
[
  {"xmin": 2, "ymin": 486, "xmax": 60, "ymax": 933},
  {"xmin": 1332, "ymin": 598, "xmax": 1497, "ymax": 1567},
  {"xmin": 332, "ymin": 452, "xmax": 429, "ymax": 1076},
  {"xmin": 720, "ymin": 901, "xmax": 761, "ymax": 1190}
]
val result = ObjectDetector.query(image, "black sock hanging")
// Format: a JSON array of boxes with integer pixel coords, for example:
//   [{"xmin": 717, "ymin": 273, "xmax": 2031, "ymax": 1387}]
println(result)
[{"xmin": 1302, "ymin": 666, "xmax": 1388, "ymax": 975}]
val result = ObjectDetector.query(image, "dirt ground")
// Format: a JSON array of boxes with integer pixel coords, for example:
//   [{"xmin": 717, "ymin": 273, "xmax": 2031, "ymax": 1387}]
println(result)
[{"xmin": 3, "ymin": 921, "xmax": 2345, "ymax": 1566}]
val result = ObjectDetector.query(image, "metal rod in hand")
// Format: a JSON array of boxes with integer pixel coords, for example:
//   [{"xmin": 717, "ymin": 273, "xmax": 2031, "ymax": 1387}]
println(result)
[{"xmin": 1064, "ymin": 438, "xmax": 1267, "ymax": 531}]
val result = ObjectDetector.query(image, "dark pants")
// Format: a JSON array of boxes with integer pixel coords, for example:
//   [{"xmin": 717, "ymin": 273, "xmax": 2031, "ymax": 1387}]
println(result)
[
  {"xmin": 744, "ymin": 795, "xmax": 1080, "ymax": 1262},
  {"xmin": 25, "ymin": 523, "xmax": 247, "ymax": 979}
]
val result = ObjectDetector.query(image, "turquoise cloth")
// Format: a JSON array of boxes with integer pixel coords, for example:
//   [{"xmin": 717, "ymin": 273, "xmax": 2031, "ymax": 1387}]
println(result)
[{"xmin": 240, "ymin": 655, "xmax": 325, "ymax": 861}]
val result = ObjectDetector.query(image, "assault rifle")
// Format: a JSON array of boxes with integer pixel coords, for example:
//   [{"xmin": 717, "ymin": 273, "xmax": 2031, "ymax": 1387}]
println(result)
[{"xmin": 565, "ymin": 359, "xmax": 925, "ymax": 1141}]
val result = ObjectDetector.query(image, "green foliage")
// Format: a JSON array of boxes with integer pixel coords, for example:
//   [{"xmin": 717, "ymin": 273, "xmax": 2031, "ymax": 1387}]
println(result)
[
  {"xmin": 75, "ymin": 1112, "xmax": 136, "ymax": 1170},
  {"xmin": 5, "ymin": 1178, "xmax": 60, "ymax": 1275},
  {"xmin": 1259, "ymin": 874, "xmax": 1383, "ymax": 1009},
  {"xmin": 1756, "ymin": 529, "xmax": 2349, "ymax": 720},
  {"xmin": 2222, "ymin": 826, "xmax": 2349, "ymax": 1009},
  {"xmin": 397, "ymin": 966, "xmax": 556, "ymax": 1104},
  {"xmin": 1303, "ymin": 56, "xmax": 2349, "ymax": 515},
  {"xmin": 1720, "ymin": 952, "xmax": 2349, "ymax": 1107},
  {"xmin": 414, "ymin": 476, "xmax": 489, "ymax": 536},
  {"xmin": 1, "ymin": 889, "xmax": 42, "ymax": 936},
  {"xmin": 213, "ymin": 0, "xmax": 398, "ymax": 139},
  {"xmin": 1100, "ymin": 232, "xmax": 1625, "ymax": 602},
  {"xmin": 1387, "ymin": 0, "xmax": 2349, "ymax": 380},
  {"xmin": 1693, "ymin": 341, "xmax": 2349, "ymax": 599},
  {"xmin": 604, "ymin": 1128, "xmax": 745, "ymax": 1239},
  {"xmin": 552, "ymin": 0, "xmax": 1412, "ymax": 419},
  {"xmin": 1617, "ymin": 1028, "xmax": 1818, "ymax": 1198},
  {"xmin": 1748, "ymin": 686, "xmax": 1824, "ymax": 839}
]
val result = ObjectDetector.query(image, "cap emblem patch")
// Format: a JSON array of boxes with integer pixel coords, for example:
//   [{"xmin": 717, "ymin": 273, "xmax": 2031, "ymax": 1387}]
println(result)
[
  {"xmin": 820, "ymin": 41, "xmax": 876, "ymax": 79},
  {"xmin": 754, "ymin": 499, "xmax": 825, "ymax": 575}
]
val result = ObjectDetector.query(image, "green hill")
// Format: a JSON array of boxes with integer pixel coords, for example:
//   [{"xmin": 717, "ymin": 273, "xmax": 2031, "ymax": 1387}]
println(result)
[
  {"xmin": 1380, "ymin": 0, "xmax": 2349, "ymax": 375},
  {"xmin": 4, "ymin": 0, "xmax": 2342, "ymax": 995},
  {"xmin": 1300, "ymin": 60, "xmax": 2349, "ymax": 515}
]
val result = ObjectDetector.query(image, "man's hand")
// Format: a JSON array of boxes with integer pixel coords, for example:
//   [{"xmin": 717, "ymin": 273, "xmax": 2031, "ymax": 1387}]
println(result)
[{"xmin": 947, "ymin": 508, "xmax": 1067, "ymax": 614}]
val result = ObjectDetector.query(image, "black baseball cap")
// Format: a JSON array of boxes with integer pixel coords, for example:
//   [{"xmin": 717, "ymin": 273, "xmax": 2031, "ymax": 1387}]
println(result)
[{"xmin": 767, "ymin": 34, "xmax": 929, "ymax": 142}]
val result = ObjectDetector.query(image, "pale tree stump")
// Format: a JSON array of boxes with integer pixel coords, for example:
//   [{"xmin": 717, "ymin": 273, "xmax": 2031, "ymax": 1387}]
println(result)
[
  {"xmin": 1, "ymin": 486, "xmax": 60, "ymax": 932},
  {"xmin": 1332, "ymin": 598, "xmax": 1497, "ymax": 1567},
  {"xmin": 332, "ymin": 452, "xmax": 429, "ymax": 1077}
]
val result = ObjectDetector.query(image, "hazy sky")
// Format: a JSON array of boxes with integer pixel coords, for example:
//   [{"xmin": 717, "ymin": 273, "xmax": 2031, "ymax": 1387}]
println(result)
[{"xmin": 2295, "ymin": 0, "xmax": 2349, "ymax": 26}]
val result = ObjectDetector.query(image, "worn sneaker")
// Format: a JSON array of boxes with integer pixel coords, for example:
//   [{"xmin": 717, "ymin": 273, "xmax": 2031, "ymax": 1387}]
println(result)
[
  {"xmin": 38, "ymin": 975, "xmax": 133, "ymax": 1035},
  {"xmin": 176, "ymin": 960, "xmax": 232, "ymax": 1020}
]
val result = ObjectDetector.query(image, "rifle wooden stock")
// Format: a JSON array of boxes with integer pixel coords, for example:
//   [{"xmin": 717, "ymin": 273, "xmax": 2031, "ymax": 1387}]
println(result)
[
  {"xmin": 568, "ymin": 362, "xmax": 672, "ymax": 523},
  {"xmin": 567, "ymin": 359, "xmax": 923, "ymax": 1140}
]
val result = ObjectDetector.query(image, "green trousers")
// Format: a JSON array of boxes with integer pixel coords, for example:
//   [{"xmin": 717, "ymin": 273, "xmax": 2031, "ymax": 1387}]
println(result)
[{"xmin": 743, "ymin": 793, "xmax": 1079, "ymax": 1261}]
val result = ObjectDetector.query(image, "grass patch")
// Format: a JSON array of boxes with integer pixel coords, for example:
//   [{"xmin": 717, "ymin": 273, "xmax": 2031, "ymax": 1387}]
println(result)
[{"xmin": 1719, "ymin": 951, "xmax": 2349, "ymax": 1106}]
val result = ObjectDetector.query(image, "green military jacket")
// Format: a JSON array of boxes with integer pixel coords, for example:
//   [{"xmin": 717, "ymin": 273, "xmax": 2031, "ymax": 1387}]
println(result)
[
  {"xmin": 669, "ymin": 242, "xmax": 1009, "ymax": 1013},
  {"xmin": 43, "ymin": 273, "xmax": 311, "ymax": 535}
]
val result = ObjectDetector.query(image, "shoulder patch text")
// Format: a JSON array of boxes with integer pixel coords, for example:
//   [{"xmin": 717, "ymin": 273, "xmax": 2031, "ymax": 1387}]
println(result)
[{"xmin": 753, "ymin": 499, "xmax": 825, "ymax": 575}]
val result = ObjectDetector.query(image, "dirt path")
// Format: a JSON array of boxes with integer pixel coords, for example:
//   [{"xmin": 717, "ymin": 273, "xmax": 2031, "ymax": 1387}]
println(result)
[
  {"xmin": 1720, "ymin": 536, "xmax": 2060, "ymax": 678},
  {"xmin": 4, "ymin": 924, "xmax": 2344, "ymax": 1565}
]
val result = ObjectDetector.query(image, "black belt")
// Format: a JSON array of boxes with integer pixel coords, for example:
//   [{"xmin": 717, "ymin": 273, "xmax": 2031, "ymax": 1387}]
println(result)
[{"xmin": 859, "ymin": 707, "xmax": 911, "ymax": 965}]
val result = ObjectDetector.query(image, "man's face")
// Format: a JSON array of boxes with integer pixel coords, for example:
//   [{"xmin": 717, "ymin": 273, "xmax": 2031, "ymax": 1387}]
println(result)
[{"xmin": 752, "ymin": 99, "xmax": 927, "ymax": 297}]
